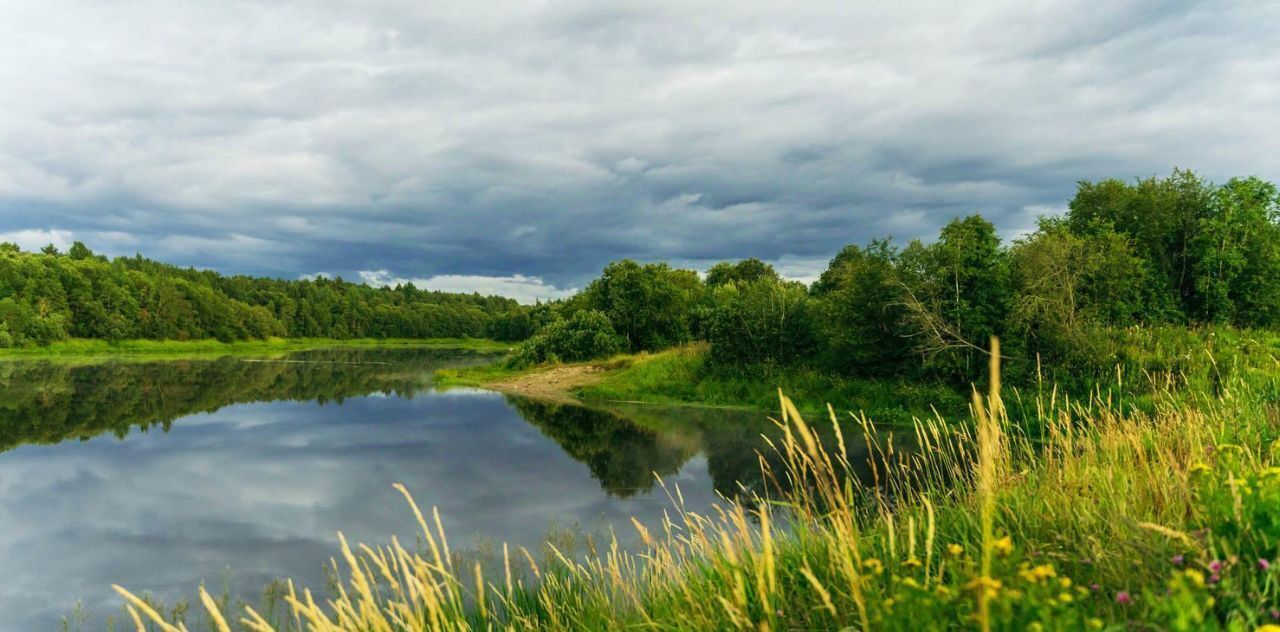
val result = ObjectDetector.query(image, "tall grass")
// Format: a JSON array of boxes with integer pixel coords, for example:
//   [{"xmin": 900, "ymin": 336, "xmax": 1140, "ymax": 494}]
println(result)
[{"xmin": 116, "ymin": 337, "xmax": 1280, "ymax": 630}]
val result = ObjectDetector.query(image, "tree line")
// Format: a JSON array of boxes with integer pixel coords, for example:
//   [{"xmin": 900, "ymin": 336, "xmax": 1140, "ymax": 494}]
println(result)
[
  {"xmin": 8, "ymin": 167, "xmax": 1275, "ymax": 380},
  {"xmin": 512, "ymin": 169, "xmax": 1280, "ymax": 383},
  {"xmin": 0, "ymin": 242, "xmax": 526, "ymax": 347}
]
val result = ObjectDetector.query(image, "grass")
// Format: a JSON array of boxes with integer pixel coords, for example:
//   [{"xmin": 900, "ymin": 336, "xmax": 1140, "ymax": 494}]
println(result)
[
  {"xmin": 436, "ymin": 343, "xmax": 968, "ymax": 422},
  {"xmin": 115, "ymin": 332, "xmax": 1280, "ymax": 630},
  {"xmin": 0, "ymin": 337, "xmax": 511, "ymax": 361}
]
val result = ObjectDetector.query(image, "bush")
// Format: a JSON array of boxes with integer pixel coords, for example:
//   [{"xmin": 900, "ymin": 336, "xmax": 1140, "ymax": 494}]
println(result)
[
  {"xmin": 508, "ymin": 310, "xmax": 625, "ymax": 367},
  {"xmin": 706, "ymin": 278, "xmax": 817, "ymax": 368},
  {"xmin": 578, "ymin": 260, "xmax": 704, "ymax": 352}
]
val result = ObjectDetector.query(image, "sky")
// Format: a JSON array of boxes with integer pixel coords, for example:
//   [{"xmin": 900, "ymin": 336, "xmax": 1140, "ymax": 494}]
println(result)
[{"xmin": 0, "ymin": 1, "xmax": 1277, "ymax": 302}]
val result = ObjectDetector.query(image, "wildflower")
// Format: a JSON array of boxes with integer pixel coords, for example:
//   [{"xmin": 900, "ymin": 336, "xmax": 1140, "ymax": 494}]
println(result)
[
  {"xmin": 862, "ymin": 558, "xmax": 883, "ymax": 575},
  {"xmin": 1027, "ymin": 623, "xmax": 1043, "ymax": 632},
  {"xmin": 1087, "ymin": 618, "xmax": 1104, "ymax": 630},
  {"xmin": 1059, "ymin": 577, "xmax": 1072, "ymax": 589},
  {"xmin": 947, "ymin": 544, "xmax": 964, "ymax": 557},
  {"xmin": 1184, "ymin": 569, "xmax": 1205, "ymax": 588},
  {"xmin": 1171, "ymin": 554, "xmax": 1185, "ymax": 566},
  {"xmin": 904, "ymin": 557, "xmax": 923, "ymax": 569},
  {"xmin": 1059, "ymin": 591, "xmax": 1074, "ymax": 603},
  {"xmin": 965, "ymin": 576, "xmax": 1003, "ymax": 600},
  {"xmin": 1115, "ymin": 591, "xmax": 1132, "ymax": 605},
  {"xmin": 992, "ymin": 536, "xmax": 1014, "ymax": 556},
  {"xmin": 1209, "ymin": 560, "xmax": 1223, "ymax": 573},
  {"xmin": 1257, "ymin": 626, "xmax": 1280, "ymax": 632},
  {"xmin": 901, "ymin": 577, "xmax": 921, "ymax": 589},
  {"xmin": 1208, "ymin": 573, "xmax": 1221, "ymax": 585},
  {"xmin": 1260, "ymin": 558, "xmax": 1272, "ymax": 572},
  {"xmin": 1018, "ymin": 564, "xmax": 1056, "ymax": 583},
  {"xmin": 1271, "ymin": 608, "xmax": 1280, "ymax": 621}
]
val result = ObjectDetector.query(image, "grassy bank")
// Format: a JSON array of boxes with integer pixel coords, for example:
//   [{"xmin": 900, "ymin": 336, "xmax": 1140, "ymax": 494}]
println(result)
[
  {"xmin": 435, "ymin": 343, "xmax": 968, "ymax": 421},
  {"xmin": 439, "ymin": 327, "xmax": 1280, "ymax": 424},
  {"xmin": 0, "ymin": 337, "xmax": 511, "ymax": 360},
  {"xmin": 119, "ymin": 341, "xmax": 1280, "ymax": 630}
]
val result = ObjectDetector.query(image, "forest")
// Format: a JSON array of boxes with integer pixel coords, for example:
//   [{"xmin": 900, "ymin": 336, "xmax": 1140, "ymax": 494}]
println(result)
[
  {"xmin": 511, "ymin": 169, "xmax": 1280, "ymax": 386},
  {"xmin": 0, "ymin": 243, "xmax": 524, "ymax": 347}
]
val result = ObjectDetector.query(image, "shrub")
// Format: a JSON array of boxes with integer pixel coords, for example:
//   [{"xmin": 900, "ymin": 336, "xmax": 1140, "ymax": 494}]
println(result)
[
  {"xmin": 706, "ymin": 278, "xmax": 817, "ymax": 368},
  {"xmin": 508, "ymin": 310, "xmax": 624, "ymax": 366}
]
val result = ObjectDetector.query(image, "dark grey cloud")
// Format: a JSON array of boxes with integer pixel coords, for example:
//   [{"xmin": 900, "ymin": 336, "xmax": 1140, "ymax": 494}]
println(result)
[{"xmin": 1, "ymin": 1, "xmax": 1277, "ymax": 294}]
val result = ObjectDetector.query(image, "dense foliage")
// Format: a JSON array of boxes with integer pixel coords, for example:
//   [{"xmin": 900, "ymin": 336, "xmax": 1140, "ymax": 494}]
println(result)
[
  {"xmin": 14, "ymin": 168, "xmax": 1277, "ymax": 386},
  {"xmin": 514, "ymin": 169, "xmax": 1280, "ymax": 386},
  {"xmin": 0, "ymin": 243, "xmax": 523, "ymax": 346},
  {"xmin": 507, "ymin": 309, "xmax": 625, "ymax": 366}
]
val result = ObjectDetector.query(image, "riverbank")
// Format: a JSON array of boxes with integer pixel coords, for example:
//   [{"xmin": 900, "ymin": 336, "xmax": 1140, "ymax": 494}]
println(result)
[
  {"xmin": 126, "ymin": 346, "xmax": 1280, "ymax": 630},
  {"xmin": 435, "ymin": 343, "xmax": 967, "ymax": 421},
  {"xmin": 0, "ymin": 336, "xmax": 511, "ymax": 361}
]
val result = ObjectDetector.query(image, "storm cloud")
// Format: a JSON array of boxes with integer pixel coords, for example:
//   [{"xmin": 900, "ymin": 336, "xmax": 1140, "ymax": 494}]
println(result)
[{"xmin": 1, "ymin": 1, "xmax": 1277, "ymax": 293}]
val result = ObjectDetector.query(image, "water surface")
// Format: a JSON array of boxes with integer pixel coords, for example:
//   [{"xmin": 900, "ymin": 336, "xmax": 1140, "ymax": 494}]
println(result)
[{"xmin": 0, "ymin": 349, "xmax": 795, "ymax": 630}]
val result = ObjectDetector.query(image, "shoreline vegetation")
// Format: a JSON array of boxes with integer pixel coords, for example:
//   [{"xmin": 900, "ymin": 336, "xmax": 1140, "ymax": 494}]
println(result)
[
  {"xmin": 435, "ymin": 343, "xmax": 968, "ymax": 420},
  {"xmin": 119, "ymin": 339, "xmax": 1280, "ymax": 630}
]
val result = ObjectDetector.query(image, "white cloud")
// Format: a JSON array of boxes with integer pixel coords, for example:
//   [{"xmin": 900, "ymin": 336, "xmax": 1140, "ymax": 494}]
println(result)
[
  {"xmin": 0, "ymin": 228, "xmax": 74, "ymax": 252},
  {"xmin": 358, "ymin": 270, "xmax": 576, "ymax": 304}
]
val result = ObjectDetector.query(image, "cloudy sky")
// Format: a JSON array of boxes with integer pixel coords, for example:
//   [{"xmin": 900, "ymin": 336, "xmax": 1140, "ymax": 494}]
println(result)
[{"xmin": 1, "ymin": 1, "xmax": 1276, "ymax": 301}]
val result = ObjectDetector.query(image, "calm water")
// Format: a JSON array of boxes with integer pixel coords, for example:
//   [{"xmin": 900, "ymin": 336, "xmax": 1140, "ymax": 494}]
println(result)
[{"xmin": 0, "ymin": 348, "xmax": 798, "ymax": 630}]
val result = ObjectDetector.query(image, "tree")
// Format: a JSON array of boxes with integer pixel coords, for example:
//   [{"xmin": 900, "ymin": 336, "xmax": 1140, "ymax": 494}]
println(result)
[
  {"xmin": 1066, "ymin": 169, "xmax": 1213, "ymax": 320},
  {"xmin": 1007, "ymin": 219, "xmax": 1149, "ymax": 363},
  {"xmin": 705, "ymin": 258, "xmax": 780, "ymax": 287},
  {"xmin": 1191, "ymin": 177, "xmax": 1280, "ymax": 326},
  {"xmin": 897, "ymin": 215, "xmax": 1011, "ymax": 377},
  {"xmin": 813, "ymin": 240, "xmax": 909, "ymax": 376},
  {"xmin": 706, "ymin": 278, "xmax": 817, "ymax": 368},
  {"xmin": 579, "ymin": 260, "xmax": 703, "ymax": 352},
  {"xmin": 67, "ymin": 241, "xmax": 94, "ymax": 260}
]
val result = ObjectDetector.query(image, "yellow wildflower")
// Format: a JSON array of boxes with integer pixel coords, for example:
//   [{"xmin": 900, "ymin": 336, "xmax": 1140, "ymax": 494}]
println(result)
[
  {"xmin": 948, "ymin": 543, "xmax": 964, "ymax": 557},
  {"xmin": 862, "ymin": 558, "xmax": 884, "ymax": 575},
  {"xmin": 992, "ymin": 536, "xmax": 1014, "ymax": 556},
  {"xmin": 1018, "ymin": 564, "xmax": 1056, "ymax": 583},
  {"xmin": 965, "ymin": 576, "xmax": 1003, "ymax": 599},
  {"xmin": 1184, "ymin": 569, "xmax": 1205, "ymax": 588}
]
